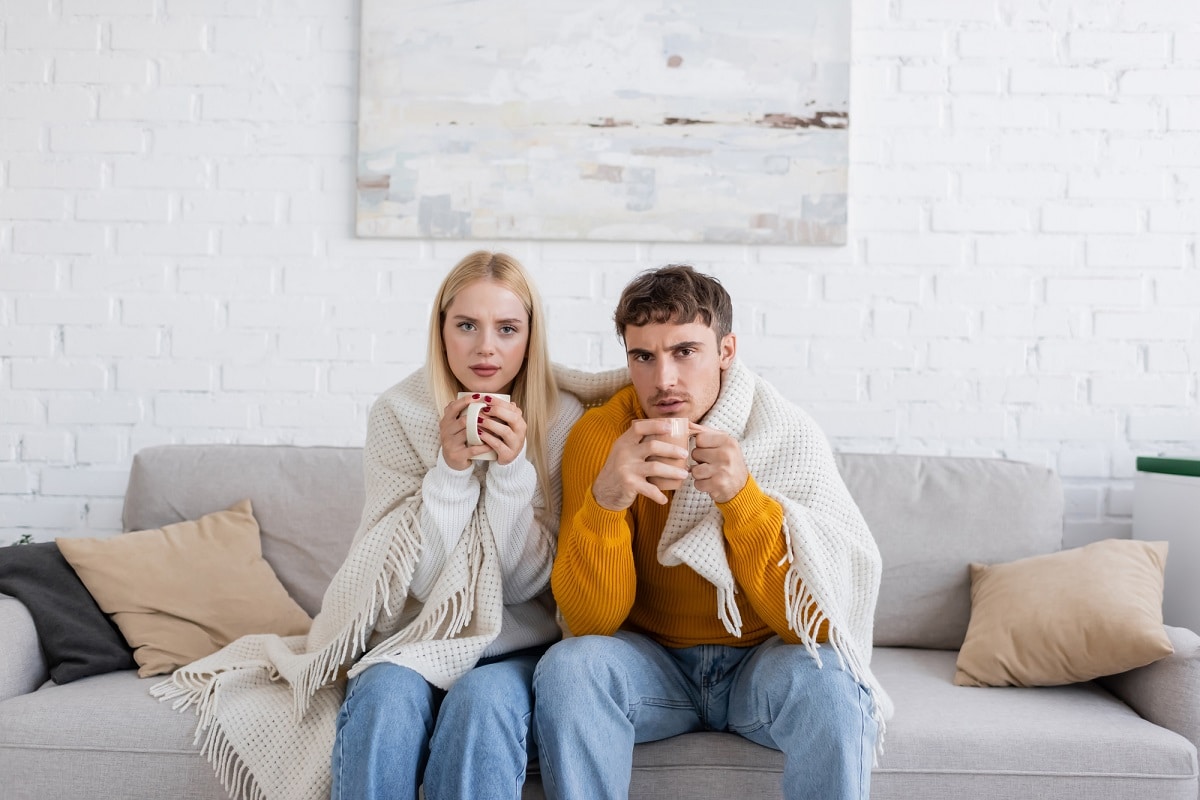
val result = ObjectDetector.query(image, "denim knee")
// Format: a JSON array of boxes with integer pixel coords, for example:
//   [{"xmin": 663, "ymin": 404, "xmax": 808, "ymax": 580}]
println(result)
[
  {"xmin": 439, "ymin": 661, "xmax": 533, "ymax": 730},
  {"xmin": 533, "ymin": 636, "xmax": 617, "ymax": 699},
  {"xmin": 341, "ymin": 663, "xmax": 435, "ymax": 731},
  {"xmin": 753, "ymin": 644, "xmax": 869, "ymax": 733}
]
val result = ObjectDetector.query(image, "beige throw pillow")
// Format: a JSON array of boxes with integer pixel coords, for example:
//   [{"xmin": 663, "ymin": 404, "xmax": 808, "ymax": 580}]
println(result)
[
  {"xmin": 954, "ymin": 538, "xmax": 1173, "ymax": 688},
  {"xmin": 57, "ymin": 499, "xmax": 312, "ymax": 677}
]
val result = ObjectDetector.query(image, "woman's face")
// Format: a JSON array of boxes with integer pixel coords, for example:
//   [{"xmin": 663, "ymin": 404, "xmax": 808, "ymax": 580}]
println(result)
[{"xmin": 441, "ymin": 278, "xmax": 530, "ymax": 395}]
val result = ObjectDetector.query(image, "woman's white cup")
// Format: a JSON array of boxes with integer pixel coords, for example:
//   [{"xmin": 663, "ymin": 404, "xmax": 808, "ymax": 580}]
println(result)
[{"xmin": 458, "ymin": 392, "xmax": 510, "ymax": 461}]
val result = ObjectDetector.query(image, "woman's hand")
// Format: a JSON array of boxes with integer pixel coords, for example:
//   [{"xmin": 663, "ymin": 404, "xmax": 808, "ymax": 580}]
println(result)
[
  {"xmin": 475, "ymin": 395, "xmax": 527, "ymax": 466},
  {"xmin": 439, "ymin": 394, "xmax": 493, "ymax": 470}
]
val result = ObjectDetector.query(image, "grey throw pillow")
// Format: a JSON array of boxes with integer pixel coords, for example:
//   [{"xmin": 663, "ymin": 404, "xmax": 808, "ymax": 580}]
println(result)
[{"xmin": 0, "ymin": 542, "xmax": 136, "ymax": 683}]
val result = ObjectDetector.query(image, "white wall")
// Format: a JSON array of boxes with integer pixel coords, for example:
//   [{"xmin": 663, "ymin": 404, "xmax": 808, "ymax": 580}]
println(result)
[{"xmin": 1, "ymin": 0, "xmax": 1197, "ymax": 547}]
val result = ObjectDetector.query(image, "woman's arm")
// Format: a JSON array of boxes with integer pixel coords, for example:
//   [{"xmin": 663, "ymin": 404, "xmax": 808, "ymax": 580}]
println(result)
[
  {"xmin": 488, "ymin": 392, "xmax": 585, "ymax": 605},
  {"xmin": 485, "ymin": 450, "xmax": 547, "ymax": 604},
  {"xmin": 408, "ymin": 453, "xmax": 480, "ymax": 601}
]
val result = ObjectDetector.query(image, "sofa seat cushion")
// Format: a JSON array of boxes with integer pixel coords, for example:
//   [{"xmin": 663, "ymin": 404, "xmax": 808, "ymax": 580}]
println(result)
[
  {"xmin": 523, "ymin": 647, "xmax": 1199, "ymax": 800},
  {"xmin": 871, "ymin": 647, "xmax": 1199, "ymax": 799},
  {"xmin": 0, "ymin": 670, "xmax": 224, "ymax": 800}
]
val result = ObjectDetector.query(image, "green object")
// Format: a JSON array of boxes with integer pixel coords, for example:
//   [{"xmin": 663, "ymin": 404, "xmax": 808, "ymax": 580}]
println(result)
[{"xmin": 1137, "ymin": 456, "xmax": 1200, "ymax": 478}]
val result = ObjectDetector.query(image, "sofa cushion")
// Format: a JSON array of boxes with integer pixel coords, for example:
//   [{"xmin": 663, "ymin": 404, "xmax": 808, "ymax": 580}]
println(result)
[
  {"xmin": 954, "ymin": 538, "xmax": 1174, "ymax": 687},
  {"xmin": 836, "ymin": 454, "xmax": 1063, "ymax": 650},
  {"xmin": 0, "ymin": 670, "xmax": 226, "ymax": 800},
  {"xmin": 121, "ymin": 445, "xmax": 365, "ymax": 616},
  {"xmin": 57, "ymin": 500, "xmax": 313, "ymax": 677},
  {"xmin": 870, "ymin": 647, "xmax": 1198, "ymax": 800},
  {"xmin": 0, "ymin": 542, "xmax": 135, "ymax": 683}
]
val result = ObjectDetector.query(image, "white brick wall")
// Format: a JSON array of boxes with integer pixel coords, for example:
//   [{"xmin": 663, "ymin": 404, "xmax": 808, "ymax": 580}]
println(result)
[{"xmin": 1, "ymin": 1, "xmax": 1197, "ymax": 544}]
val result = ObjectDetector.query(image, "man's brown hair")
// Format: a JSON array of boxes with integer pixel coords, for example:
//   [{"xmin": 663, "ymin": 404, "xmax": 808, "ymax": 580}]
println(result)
[{"xmin": 613, "ymin": 264, "xmax": 733, "ymax": 341}]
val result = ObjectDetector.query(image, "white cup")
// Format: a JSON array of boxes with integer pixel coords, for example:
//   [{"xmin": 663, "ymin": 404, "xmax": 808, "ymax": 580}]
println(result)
[
  {"xmin": 457, "ymin": 392, "xmax": 510, "ymax": 461},
  {"xmin": 646, "ymin": 417, "xmax": 691, "ymax": 491}
]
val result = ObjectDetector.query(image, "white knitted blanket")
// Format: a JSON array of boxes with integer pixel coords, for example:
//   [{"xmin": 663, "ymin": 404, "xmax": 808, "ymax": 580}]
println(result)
[
  {"xmin": 659, "ymin": 360, "xmax": 891, "ymax": 728},
  {"xmin": 152, "ymin": 366, "xmax": 627, "ymax": 800}
]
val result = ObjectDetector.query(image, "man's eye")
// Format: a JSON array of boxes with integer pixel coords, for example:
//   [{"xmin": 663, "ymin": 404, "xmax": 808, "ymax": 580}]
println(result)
[{"xmin": 676, "ymin": 349, "xmax": 694, "ymax": 357}]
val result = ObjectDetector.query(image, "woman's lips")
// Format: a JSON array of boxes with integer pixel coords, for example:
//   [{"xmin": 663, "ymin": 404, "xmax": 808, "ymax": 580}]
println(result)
[{"xmin": 471, "ymin": 365, "xmax": 499, "ymax": 377}]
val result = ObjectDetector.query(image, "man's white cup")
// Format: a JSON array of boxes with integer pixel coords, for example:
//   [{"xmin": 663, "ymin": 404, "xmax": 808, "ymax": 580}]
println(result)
[
  {"xmin": 458, "ymin": 392, "xmax": 509, "ymax": 461},
  {"xmin": 646, "ymin": 417, "xmax": 690, "ymax": 491}
]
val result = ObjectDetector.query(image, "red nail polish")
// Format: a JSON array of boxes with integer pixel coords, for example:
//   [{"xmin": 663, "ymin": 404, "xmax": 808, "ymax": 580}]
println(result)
[
  {"xmin": 483, "ymin": 406, "xmax": 492, "ymax": 413},
  {"xmin": 472, "ymin": 394, "xmax": 480, "ymax": 399},
  {"xmin": 484, "ymin": 395, "xmax": 492, "ymax": 402}
]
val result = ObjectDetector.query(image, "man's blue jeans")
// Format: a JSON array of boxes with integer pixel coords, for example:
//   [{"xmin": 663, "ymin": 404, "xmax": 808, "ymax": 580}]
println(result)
[
  {"xmin": 532, "ymin": 631, "xmax": 877, "ymax": 800},
  {"xmin": 330, "ymin": 649, "xmax": 542, "ymax": 800}
]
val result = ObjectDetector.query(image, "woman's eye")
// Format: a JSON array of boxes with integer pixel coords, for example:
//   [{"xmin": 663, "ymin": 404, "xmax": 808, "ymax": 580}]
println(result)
[
  {"xmin": 457, "ymin": 322, "xmax": 476, "ymax": 332},
  {"xmin": 500, "ymin": 325, "xmax": 517, "ymax": 335}
]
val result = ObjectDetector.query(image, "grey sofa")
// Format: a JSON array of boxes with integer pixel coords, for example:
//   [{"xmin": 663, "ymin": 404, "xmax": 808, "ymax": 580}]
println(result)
[{"xmin": 1, "ymin": 444, "xmax": 1198, "ymax": 800}]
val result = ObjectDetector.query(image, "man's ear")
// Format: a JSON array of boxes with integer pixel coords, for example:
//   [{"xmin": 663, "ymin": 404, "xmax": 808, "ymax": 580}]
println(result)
[{"xmin": 718, "ymin": 333, "xmax": 737, "ymax": 369}]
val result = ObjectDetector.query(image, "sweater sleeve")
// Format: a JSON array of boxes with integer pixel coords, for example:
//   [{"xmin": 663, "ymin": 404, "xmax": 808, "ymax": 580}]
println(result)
[
  {"xmin": 409, "ymin": 451, "xmax": 480, "ymax": 602},
  {"xmin": 484, "ymin": 445, "xmax": 546, "ymax": 604},
  {"xmin": 550, "ymin": 408, "xmax": 638, "ymax": 636},
  {"xmin": 487, "ymin": 391, "xmax": 585, "ymax": 605},
  {"xmin": 719, "ymin": 475, "xmax": 818, "ymax": 645}
]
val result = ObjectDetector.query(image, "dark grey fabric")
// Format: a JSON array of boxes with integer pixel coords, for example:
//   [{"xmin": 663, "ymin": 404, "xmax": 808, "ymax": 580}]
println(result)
[{"xmin": 0, "ymin": 543, "xmax": 135, "ymax": 683}]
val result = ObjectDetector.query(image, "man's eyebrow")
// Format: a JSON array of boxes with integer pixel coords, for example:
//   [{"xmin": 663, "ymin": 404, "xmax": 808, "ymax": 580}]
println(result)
[{"xmin": 625, "ymin": 341, "xmax": 704, "ymax": 357}]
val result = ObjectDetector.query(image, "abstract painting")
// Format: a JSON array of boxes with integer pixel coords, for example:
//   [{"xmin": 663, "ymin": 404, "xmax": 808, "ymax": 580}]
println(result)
[{"xmin": 356, "ymin": 1, "xmax": 849, "ymax": 245}]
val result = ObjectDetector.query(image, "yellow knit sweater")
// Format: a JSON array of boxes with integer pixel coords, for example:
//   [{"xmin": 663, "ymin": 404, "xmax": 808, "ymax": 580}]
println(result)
[{"xmin": 552, "ymin": 385, "xmax": 828, "ymax": 648}]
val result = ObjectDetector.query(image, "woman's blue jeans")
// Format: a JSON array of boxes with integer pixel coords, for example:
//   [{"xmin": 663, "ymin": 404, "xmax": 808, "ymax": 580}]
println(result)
[
  {"xmin": 331, "ymin": 648, "xmax": 542, "ymax": 800},
  {"xmin": 532, "ymin": 631, "xmax": 877, "ymax": 800}
]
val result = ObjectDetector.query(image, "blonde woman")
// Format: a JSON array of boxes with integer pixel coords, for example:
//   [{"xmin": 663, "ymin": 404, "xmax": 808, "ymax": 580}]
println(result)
[{"xmin": 330, "ymin": 251, "xmax": 583, "ymax": 800}]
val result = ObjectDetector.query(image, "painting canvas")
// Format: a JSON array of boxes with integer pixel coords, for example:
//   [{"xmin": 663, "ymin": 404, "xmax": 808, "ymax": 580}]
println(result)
[{"xmin": 356, "ymin": 1, "xmax": 849, "ymax": 245}]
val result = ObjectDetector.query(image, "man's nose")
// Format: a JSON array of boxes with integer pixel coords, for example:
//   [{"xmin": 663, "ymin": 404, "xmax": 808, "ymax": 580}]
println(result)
[{"xmin": 654, "ymin": 358, "xmax": 677, "ymax": 388}]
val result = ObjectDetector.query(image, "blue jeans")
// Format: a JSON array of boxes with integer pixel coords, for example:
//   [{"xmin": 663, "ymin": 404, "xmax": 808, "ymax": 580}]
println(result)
[
  {"xmin": 532, "ymin": 631, "xmax": 877, "ymax": 800},
  {"xmin": 330, "ymin": 649, "xmax": 542, "ymax": 800}
]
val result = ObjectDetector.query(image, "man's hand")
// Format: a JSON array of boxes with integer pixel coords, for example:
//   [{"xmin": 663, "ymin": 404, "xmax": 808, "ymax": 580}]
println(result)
[
  {"xmin": 688, "ymin": 423, "xmax": 749, "ymax": 504},
  {"xmin": 592, "ymin": 418, "xmax": 690, "ymax": 510}
]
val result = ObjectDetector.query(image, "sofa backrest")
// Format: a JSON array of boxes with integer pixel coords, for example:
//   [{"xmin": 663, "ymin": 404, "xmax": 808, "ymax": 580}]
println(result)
[
  {"xmin": 123, "ymin": 445, "xmax": 1063, "ymax": 647},
  {"xmin": 123, "ymin": 445, "xmax": 365, "ymax": 616},
  {"xmin": 836, "ymin": 453, "xmax": 1063, "ymax": 650}
]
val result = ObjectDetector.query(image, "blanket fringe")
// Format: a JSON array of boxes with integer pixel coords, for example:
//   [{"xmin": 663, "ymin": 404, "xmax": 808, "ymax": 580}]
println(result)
[
  {"xmin": 205, "ymin": 721, "xmax": 267, "ymax": 800},
  {"xmin": 289, "ymin": 498, "xmax": 424, "ymax": 721},
  {"xmin": 715, "ymin": 585, "xmax": 743, "ymax": 638}
]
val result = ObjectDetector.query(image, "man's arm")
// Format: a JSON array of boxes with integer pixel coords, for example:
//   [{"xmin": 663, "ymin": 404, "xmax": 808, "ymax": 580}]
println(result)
[
  {"xmin": 691, "ymin": 424, "xmax": 823, "ymax": 644},
  {"xmin": 550, "ymin": 418, "xmax": 638, "ymax": 636},
  {"xmin": 719, "ymin": 479, "xmax": 819, "ymax": 644}
]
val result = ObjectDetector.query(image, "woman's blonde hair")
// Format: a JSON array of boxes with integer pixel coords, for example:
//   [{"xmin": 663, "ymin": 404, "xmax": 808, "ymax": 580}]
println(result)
[{"xmin": 426, "ymin": 250, "xmax": 558, "ymax": 501}]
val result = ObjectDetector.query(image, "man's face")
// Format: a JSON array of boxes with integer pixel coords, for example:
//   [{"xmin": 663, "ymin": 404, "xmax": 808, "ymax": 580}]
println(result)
[{"xmin": 623, "ymin": 318, "xmax": 736, "ymax": 422}]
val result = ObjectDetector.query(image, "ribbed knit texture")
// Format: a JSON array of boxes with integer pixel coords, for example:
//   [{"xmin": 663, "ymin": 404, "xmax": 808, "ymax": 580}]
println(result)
[
  {"xmin": 555, "ymin": 360, "xmax": 890, "ymax": 734},
  {"xmin": 148, "ymin": 365, "xmax": 625, "ymax": 800},
  {"xmin": 554, "ymin": 384, "xmax": 830, "ymax": 647}
]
